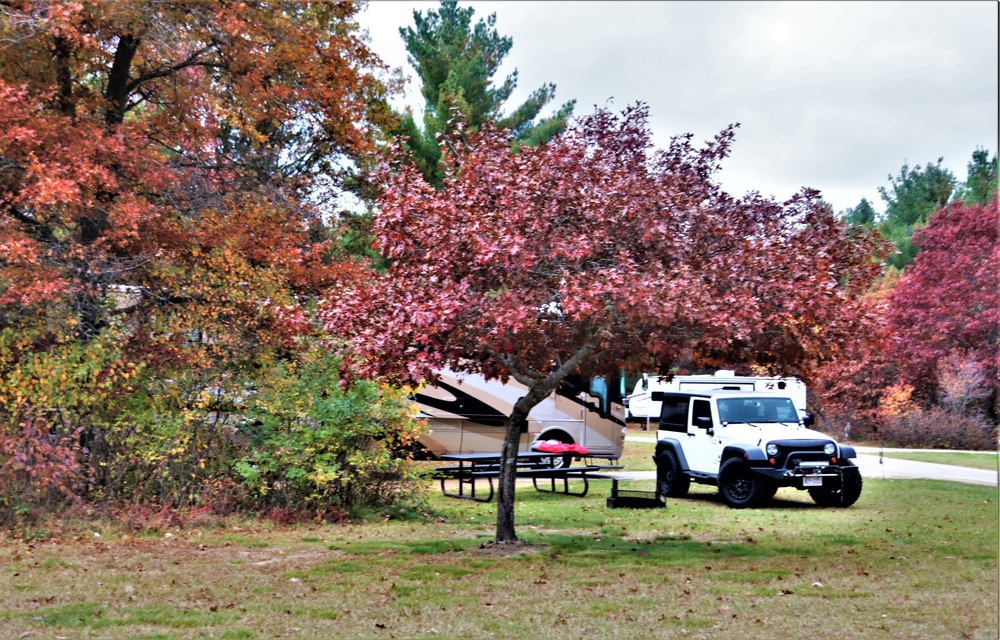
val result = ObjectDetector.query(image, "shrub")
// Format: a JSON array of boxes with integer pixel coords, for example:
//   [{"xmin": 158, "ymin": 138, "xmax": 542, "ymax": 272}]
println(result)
[
  {"xmin": 0, "ymin": 414, "xmax": 89, "ymax": 525},
  {"xmin": 878, "ymin": 405, "xmax": 997, "ymax": 450},
  {"xmin": 235, "ymin": 348, "xmax": 427, "ymax": 517}
]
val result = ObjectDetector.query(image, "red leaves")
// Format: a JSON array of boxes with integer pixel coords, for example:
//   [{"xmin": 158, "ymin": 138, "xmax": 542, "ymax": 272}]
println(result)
[
  {"xmin": 886, "ymin": 196, "xmax": 999, "ymax": 403},
  {"xmin": 323, "ymin": 104, "xmax": 882, "ymax": 387}
]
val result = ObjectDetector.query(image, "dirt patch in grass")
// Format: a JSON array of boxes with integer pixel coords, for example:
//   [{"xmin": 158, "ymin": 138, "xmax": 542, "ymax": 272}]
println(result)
[{"xmin": 472, "ymin": 540, "xmax": 547, "ymax": 558}]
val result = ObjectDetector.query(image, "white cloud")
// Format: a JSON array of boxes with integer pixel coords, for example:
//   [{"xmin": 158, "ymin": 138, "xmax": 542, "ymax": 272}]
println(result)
[{"xmin": 359, "ymin": 0, "xmax": 998, "ymax": 213}]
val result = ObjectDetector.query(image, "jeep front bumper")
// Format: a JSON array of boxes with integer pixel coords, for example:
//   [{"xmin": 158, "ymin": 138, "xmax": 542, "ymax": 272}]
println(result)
[{"xmin": 752, "ymin": 462, "xmax": 845, "ymax": 488}]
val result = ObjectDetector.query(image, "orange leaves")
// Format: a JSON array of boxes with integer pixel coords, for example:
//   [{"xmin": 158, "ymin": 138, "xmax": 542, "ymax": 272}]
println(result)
[
  {"xmin": 0, "ymin": 1, "xmax": 410, "ymax": 515},
  {"xmin": 0, "ymin": 0, "xmax": 393, "ymax": 349}
]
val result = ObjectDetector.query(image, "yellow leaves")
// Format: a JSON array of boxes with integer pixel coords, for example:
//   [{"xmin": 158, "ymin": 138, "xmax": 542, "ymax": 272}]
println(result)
[{"xmin": 879, "ymin": 384, "xmax": 916, "ymax": 418}]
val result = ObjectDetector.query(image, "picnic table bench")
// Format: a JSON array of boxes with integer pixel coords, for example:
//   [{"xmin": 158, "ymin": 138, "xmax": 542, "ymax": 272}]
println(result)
[{"xmin": 433, "ymin": 451, "xmax": 608, "ymax": 503}]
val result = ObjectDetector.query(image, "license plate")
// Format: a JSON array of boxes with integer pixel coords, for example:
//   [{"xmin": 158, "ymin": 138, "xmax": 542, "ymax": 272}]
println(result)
[{"xmin": 802, "ymin": 476, "xmax": 823, "ymax": 487}]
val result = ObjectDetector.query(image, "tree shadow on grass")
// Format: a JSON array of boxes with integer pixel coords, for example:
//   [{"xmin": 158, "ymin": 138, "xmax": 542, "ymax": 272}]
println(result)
[{"xmin": 670, "ymin": 490, "xmax": 829, "ymax": 510}]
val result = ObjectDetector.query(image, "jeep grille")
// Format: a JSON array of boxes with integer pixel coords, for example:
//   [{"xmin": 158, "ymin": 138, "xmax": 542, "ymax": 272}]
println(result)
[{"xmin": 768, "ymin": 439, "xmax": 833, "ymax": 469}]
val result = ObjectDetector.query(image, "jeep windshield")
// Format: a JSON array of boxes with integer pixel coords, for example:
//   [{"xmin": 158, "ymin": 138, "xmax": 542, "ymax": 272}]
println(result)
[{"xmin": 718, "ymin": 397, "xmax": 800, "ymax": 424}]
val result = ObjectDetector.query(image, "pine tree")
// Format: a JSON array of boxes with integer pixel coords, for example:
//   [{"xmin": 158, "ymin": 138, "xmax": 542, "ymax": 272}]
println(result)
[
  {"xmin": 878, "ymin": 158, "xmax": 956, "ymax": 269},
  {"xmin": 396, "ymin": 0, "xmax": 575, "ymax": 187}
]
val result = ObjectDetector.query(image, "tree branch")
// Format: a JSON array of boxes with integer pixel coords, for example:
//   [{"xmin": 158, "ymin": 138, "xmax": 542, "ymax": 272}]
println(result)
[{"xmin": 125, "ymin": 42, "xmax": 224, "ymax": 94}]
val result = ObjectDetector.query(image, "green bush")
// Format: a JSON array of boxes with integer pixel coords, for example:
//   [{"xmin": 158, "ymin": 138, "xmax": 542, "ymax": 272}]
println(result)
[{"xmin": 236, "ymin": 348, "xmax": 426, "ymax": 517}]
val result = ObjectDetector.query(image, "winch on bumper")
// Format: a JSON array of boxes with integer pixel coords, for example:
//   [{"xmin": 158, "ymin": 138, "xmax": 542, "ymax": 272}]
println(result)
[{"xmin": 752, "ymin": 460, "xmax": 846, "ymax": 488}]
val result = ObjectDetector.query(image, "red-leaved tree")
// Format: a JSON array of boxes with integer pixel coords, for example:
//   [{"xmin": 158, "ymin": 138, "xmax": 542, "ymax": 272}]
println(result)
[
  {"xmin": 810, "ymin": 272, "xmax": 899, "ymax": 441},
  {"xmin": 322, "ymin": 104, "xmax": 883, "ymax": 543},
  {"xmin": 885, "ymin": 195, "xmax": 999, "ymax": 417}
]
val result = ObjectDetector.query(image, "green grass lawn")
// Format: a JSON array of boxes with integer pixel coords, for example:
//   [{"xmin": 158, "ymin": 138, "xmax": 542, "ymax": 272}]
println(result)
[
  {"xmin": 0, "ymin": 438, "xmax": 996, "ymax": 639},
  {"xmin": 879, "ymin": 450, "xmax": 999, "ymax": 471}
]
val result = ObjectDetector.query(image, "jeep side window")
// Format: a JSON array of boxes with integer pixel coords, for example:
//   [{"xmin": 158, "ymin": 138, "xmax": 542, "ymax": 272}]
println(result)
[
  {"xmin": 691, "ymin": 399, "xmax": 713, "ymax": 430},
  {"xmin": 659, "ymin": 397, "xmax": 688, "ymax": 433}
]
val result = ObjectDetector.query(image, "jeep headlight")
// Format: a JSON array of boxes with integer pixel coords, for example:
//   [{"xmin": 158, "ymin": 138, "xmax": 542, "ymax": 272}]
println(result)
[
  {"xmin": 765, "ymin": 443, "xmax": 779, "ymax": 457},
  {"xmin": 824, "ymin": 443, "xmax": 837, "ymax": 456}
]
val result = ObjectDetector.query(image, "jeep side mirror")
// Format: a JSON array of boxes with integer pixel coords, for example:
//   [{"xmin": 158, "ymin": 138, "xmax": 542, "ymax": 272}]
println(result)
[
  {"xmin": 802, "ymin": 412, "xmax": 815, "ymax": 427},
  {"xmin": 695, "ymin": 415, "xmax": 713, "ymax": 429}
]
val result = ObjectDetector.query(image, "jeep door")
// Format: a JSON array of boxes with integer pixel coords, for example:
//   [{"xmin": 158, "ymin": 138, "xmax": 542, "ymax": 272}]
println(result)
[{"xmin": 684, "ymin": 398, "xmax": 723, "ymax": 473}]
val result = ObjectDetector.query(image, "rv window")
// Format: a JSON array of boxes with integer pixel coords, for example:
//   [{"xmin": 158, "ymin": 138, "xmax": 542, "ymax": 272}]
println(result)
[
  {"xmin": 589, "ymin": 376, "xmax": 609, "ymax": 415},
  {"xmin": 659, "ymin": 397, "xmax": 688, "ymax": 433}
]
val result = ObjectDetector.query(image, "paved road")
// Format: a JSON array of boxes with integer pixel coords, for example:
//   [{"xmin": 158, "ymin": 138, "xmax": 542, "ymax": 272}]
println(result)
[
  {"xmin": 852, "ymin": 451, "xmax": 997, "ymax": 486},
  {"xmin": 618, "ymin": 436, "xmax": 998, "ymax": 487}
]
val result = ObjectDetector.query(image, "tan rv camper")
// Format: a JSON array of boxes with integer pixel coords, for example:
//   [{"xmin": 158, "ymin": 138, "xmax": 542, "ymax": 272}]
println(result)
[{"xmin": 413, "ymin": 369, "xmax": 627, "ymax": 463}]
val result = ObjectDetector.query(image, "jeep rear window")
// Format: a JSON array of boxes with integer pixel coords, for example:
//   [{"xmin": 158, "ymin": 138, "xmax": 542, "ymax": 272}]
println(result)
[
  {"xmin": 718, "ymin": 397, "xmax": 799, "ymax": 424},
  {"xmin": 659, "ymin": 397, "xmax": 688, "ymax": 432}
]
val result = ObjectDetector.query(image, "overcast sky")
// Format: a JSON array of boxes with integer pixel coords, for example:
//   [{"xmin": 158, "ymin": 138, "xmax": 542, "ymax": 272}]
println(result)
[{"xmin": 357, "ymin": 1, "xmax": 998, "ymax": 215}]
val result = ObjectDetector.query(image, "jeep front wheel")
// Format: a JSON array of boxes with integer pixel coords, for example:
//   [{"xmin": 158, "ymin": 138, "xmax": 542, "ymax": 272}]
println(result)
[
  {"xmin": 657, "ymin": 450, "xmax": 690, "ymax": 498},
  {"xmin": 808, "ymin": 464, "xmax": 863, "ymax": 507},
  {"xmin": 718, "ymin": 458, "xmax": 766, "ymax": 508}
]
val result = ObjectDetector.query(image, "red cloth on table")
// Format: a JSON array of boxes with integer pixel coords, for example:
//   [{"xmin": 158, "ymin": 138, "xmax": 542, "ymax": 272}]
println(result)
[{"xmin": 534, "ymin": 441, "xmax": 588, "ymax": 455}]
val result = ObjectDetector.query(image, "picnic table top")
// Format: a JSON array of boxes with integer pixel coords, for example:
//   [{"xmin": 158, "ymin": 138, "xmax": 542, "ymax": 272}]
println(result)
[
  {"xmin": 438, "ymin": 451, "xmax": 580, "ymax": 463},
  {"xmin": 439, "ymin": 451, "xmax": 560, "ymax": 462}
]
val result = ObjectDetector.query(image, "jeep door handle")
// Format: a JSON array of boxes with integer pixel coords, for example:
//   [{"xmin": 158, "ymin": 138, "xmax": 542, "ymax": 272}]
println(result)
[{"xmin": 687, "ymin": 433, "xmax": 696, "ymax": 437}]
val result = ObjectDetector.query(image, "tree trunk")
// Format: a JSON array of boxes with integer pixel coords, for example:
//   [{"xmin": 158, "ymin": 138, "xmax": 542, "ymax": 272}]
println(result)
[
  {"xmin": 495, "ymin": 385, "xmax": 550, "ymax": 543},
  {"xmin": 494, "ymin": 339, "xmax": 598, "ymax": 543},
  {"xmin": 494, "ymin": 403, "xmax": 527, "ymax": 543},
  {"xmin": 104, "ymin": 34, "xmax": 140, "ymax": 126}
]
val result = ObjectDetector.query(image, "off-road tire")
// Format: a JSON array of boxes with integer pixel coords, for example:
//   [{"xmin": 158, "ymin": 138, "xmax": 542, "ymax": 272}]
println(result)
[
  {"xmin": 718, "ymin": 457, "xmax": 767, "ymax": 508},
  {"xmin": 758, "ymin": 480, "xmax": 779, "ymax": 502},
  {"xmin": 657, "ymin": 450, "xmax": 691, "ymax": 498},
  {"xmin": 808, "ymin": 463, "xmax": 863, "ymax": 507}
]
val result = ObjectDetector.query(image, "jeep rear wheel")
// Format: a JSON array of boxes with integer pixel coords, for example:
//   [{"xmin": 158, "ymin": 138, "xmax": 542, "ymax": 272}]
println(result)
[
  {"xmin": 808, "ymin": 464, "xmax": 863, "ymax": 507},
  {"xmin": 656, "ymin": 450, "xmax": 690, "ymax": 498},
  {"xmin": 718, "ymin": 458, "xmax": 766, "ymax": 508}
]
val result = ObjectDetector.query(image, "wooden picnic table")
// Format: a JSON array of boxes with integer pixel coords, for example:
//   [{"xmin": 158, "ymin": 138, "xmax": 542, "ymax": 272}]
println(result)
[{"xmin": 433, "ymin": 451, "xmax": 603, "ymax": 503}]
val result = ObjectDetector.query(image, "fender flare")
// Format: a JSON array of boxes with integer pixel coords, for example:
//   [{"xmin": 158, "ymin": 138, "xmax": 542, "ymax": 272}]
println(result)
[
  {"xmin": 721, "ymin": 444, "xmax": 768, "ymax": 464},
  {"xmin": 838, "ymin": 444, "xmax": 858, "ymax": 459},
  {"xmin": 654, "ymin": 438, "xmax": 690, "ymax": 471}
]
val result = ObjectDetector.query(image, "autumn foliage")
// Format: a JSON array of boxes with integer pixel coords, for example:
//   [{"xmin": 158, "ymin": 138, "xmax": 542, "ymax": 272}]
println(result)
[
  {"xmin": 0, "ymin": 2, "xmax": 991, "ymax": 530},
  {"xmin": 885, "ymin": 196, "xmax": 998, "ymax": 408},
  {"xmin": 324, "ymin": 104, "xmax": 884, "ymax": 540},
  {"xmin": 814, "ymin": 196, "xmax": 998, "ymax": 448},
  {"xmin": 0, "ymin": 0, "xmax": 421, "ymax": 522},
  {"xmin": 326, "ymin": 105, "xmax": 883, "ymax": 385}
]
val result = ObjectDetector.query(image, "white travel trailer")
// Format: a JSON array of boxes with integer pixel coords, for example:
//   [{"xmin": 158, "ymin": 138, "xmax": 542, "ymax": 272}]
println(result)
[
  {"xmin": 625, "ymin": 370, "xmax": 807, "ymax": 422},
  {"xmin": 413, "ymin": 369, "xmax": 627, "ymax": 463}
]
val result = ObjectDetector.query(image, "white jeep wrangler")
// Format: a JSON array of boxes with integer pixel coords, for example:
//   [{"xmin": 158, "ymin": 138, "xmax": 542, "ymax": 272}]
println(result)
[{"xmin": 652, "ymin": 390, "xmax": 862, "ymax": 508}]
